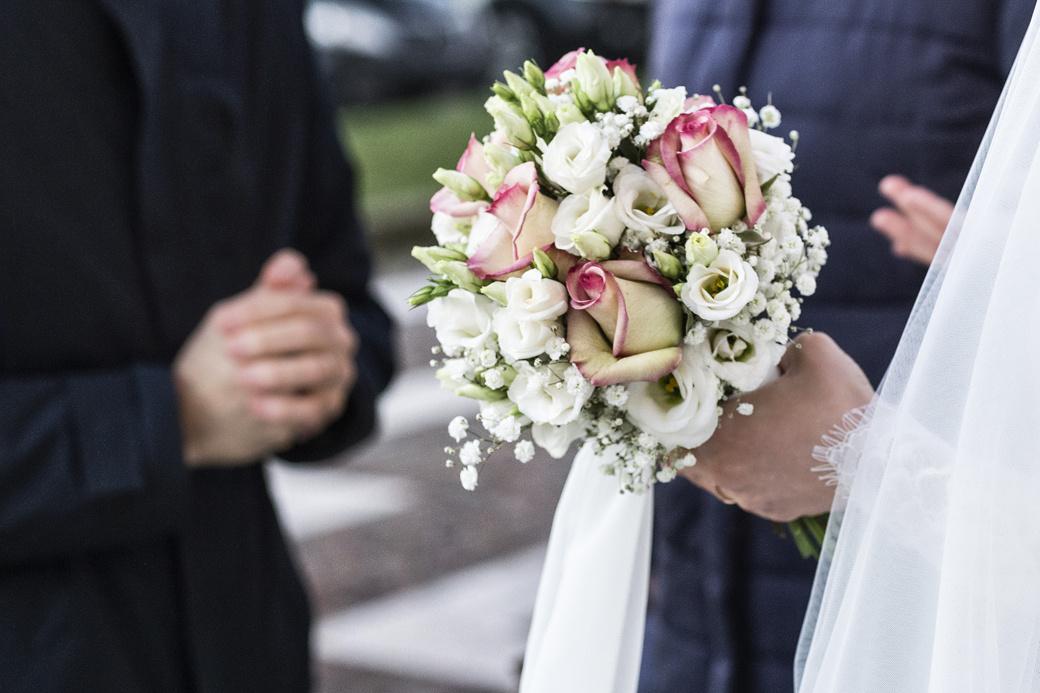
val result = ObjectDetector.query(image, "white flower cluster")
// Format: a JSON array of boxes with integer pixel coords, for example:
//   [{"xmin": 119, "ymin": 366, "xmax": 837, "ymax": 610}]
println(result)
[{"xmin": 414, "ymin": 53, "xmax": 828, "ymax": 492}]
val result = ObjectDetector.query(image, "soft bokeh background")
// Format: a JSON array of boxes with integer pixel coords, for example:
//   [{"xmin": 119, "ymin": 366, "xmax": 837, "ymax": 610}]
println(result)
[{"xmin": 264, "ymin": 2, "xmax": 649, "ymax": 691}]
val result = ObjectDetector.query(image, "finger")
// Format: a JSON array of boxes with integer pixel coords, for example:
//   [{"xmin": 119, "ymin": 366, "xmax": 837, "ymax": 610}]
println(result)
[
  {"xmin": 216, "ymin": 290, "xmax": 346, "ymax": 333},
  {"xmin": 227, "ymin": 317, "xmax": 352, "ymax": 359},
  {"xmin": 258, "ymin": 249, "xmax": 315, "ymax": 292},
  {"xmin": 880, "ymin": 176, "xmax": 953, "ymax": 231},
  {"xmin": 871, "ymin": 208, "xmax": 938, "ymax": 265},
  {"xmin": 238, "ymin": 352, "xmax": 350, "ymax": 393},
  {"xmin": 249, "ymin": 388, "xmax": 345, "ymax": 431}
]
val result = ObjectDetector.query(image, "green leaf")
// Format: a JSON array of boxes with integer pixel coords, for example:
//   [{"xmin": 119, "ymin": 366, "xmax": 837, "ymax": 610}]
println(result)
[{"xmin": 738, "ymin": 230, "xmax": 770, "ymax": 247}]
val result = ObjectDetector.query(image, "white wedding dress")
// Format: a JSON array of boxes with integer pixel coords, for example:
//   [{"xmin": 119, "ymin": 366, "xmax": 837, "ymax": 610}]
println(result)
[
  {"xmin": 796, "ymin": 4, "xmax": 1040, "ymax": 690},
  {"xmin": 522, "ymin": 4, "xmax": 1040, "ymax": 691}
]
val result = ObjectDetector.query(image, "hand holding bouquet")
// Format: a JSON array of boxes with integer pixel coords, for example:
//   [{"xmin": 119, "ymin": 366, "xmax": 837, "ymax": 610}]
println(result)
[{"xmin": 411, "ymin": 49, "xmax": 829, "ymax": 552}]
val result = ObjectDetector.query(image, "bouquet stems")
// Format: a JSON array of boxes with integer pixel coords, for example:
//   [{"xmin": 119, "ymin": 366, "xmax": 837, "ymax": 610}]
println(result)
[{"xmin": 786, "ymin": 514, "xmax": 829, "ymax": 560}]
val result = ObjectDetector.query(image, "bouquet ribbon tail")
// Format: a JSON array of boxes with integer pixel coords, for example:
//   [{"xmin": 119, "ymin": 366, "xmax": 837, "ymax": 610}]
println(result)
[{"xmin": 520, "ymin": 442, "xmax": 653, "ymax": 693}]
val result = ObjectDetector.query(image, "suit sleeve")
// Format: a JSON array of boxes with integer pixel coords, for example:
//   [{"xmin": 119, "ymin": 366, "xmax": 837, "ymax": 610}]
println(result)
[
  {"xmin": 278, "ymin": 25, "xmax": 396, "ymax": 463},
  {"xmin": 999, "ymin": 0, "xmax": 1037, "ymax": 74},
  {"xmin": 0, "ymin": 366, "xmax": 188, "ymax": 564}
]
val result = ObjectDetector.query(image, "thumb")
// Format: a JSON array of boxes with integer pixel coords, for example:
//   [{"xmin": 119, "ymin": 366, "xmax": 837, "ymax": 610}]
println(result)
[{"xmin": 258, "ymin": 249, "xmax": 315, "ymax": 293}]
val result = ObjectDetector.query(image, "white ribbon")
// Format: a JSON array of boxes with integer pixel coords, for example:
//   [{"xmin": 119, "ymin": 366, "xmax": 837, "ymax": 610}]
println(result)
[{"xmin": 520, "ymin": 442, "xmax": 654, "ymax": 693}]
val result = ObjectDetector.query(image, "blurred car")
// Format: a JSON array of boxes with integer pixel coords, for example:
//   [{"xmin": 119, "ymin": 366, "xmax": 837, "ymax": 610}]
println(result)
[{"xmin": 305, "ymin": 0, "xmax": 648, "ymax": 105}]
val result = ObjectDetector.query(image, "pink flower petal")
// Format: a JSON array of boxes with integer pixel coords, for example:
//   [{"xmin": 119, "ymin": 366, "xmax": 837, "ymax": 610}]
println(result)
[
  {"xmin": 457, "ymin": 134, "xmax": 493, "ymax": 193},
  {"xmin": 643, "ymin": 160, "xmax": 711, "ymax": 231},
  {"xmin": 567, "ymin": 311, "xmax": 683, "ymax": 386},
  {"xmin": 430, "ymin": 187, "xmax": 489, "ymax": 217},
  {"xmin": 545, "ymin": 48, "xmax": 584, "ymax": 79},
  {"xmin": 710, "ymin": 106, "xmax": 767, "ymax": 225}
]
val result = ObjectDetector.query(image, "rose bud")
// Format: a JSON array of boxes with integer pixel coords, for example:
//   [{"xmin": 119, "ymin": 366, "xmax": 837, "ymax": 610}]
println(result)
[
  {"xmin": 467, "ymin": 162, "xmax": 558, "ymax": 280},
  {"xmin": 565, "ymin": 260, "xmax": 684, "ymax": 386},
  {"xmin": 643, "ymin": 106, "xmax": 767, "ymax": 232}
]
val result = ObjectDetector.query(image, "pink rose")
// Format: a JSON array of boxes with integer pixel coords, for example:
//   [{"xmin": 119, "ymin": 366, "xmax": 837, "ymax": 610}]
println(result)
[
  {"xmin": 643, "ymin": 105, "xmax": 766, "ymax": 232},
  {"xmin": 430, "ymin": 134, "xmax": 494, "ymax": 218},
  {"xmin": 545, "ymin": 49, "xmax": 584, "ymax": 80},
  {"xmin": 606, "ymin": 58, "xmax": 640, "ymax": 90},
  {"xmin": 467, "ymin": 162, "xmax": 559, "ymax": 280},
  {"xmin": 565, "ymin": 260, "xmax": 684, "ymax": 386},
  {"xmin": 545, "ymin": 49, "xmax": 640, "ymax": 89}
]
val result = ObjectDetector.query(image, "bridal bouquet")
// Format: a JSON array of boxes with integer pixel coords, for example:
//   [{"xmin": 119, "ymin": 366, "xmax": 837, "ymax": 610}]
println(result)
[{"xmin": 410, "ymin": 49, "xmax": 829, "ymax": 549}]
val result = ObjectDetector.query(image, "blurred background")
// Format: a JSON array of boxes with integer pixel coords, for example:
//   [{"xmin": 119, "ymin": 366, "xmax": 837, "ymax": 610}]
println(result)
[{"xmin": 264, "ymin": 1, "xmax": 649, "ymax": 691}]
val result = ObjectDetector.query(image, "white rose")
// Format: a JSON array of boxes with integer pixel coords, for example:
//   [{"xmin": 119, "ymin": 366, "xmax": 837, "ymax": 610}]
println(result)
[
  {"xmin": 542, "ymin": 122, "xmax": 611, "ymax": 195},
  {"xmin": 681, "ymin": 249, "xmax": 760, "ymax": 321},
  {"xmin": 748, "ymin": 129, "xmax": 794, "ymax": 184},
  {"xmin": 426, "ymin": 289, "xmax": 495, "ymax": 354},
  {"xmin": 508, "ymin": 362, "xmax": 591, "ymax": 426},
  {"xmin": 503, "ymin": 270, "xmax": 568, "ymax": 321},
  {"xmin": 552, "ymin": 190, "xmax": 626, "ymax": 258},
  {"xmin": 698, "ymin": 321, "xmax": 784, "ymax": 392},
  {"xmin": 612, "ymin": 165, "xmax": 685, "ymax": 235},
  {"xmin": 626, "ymin": 346, "xmax": 721, "ymax": 449},
  {"xmin": 493, "ymin": 310, "xmax": 558, "ymax": 362},
  {"xmin": 431, "ymin": 211, "xmax": 471, "ymax": 246},
  {"xmin": 466, "ymin": 212, "xmax": 501, "ymax": 257},
  {"xmin": 531, "ymin": 419, "xmax": 586, "ymax": 459}
]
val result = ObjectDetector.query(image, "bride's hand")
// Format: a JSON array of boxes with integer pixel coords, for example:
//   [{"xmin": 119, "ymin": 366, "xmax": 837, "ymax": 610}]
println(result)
[{"xmin": 677, "ymin": 333, "xmax": 873, "ymax": 522}]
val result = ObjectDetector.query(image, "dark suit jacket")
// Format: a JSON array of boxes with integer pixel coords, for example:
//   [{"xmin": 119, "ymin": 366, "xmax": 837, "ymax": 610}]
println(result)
[
  {"xmin": 640, "ymin": 1, "xmax": 1033, "ymax": 691},
  {"xmin": 0, "ymin": 1, "xmax": 394, "ymax": 691}
]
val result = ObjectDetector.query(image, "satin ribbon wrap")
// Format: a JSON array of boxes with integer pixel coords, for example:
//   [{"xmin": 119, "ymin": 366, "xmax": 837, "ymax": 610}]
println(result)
[{"xmin": 520, "ymin": 443, "xmax": 653, "ymax": 693}]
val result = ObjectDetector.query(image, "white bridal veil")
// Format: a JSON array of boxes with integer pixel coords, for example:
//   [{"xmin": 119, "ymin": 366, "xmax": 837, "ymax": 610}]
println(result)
[{"xmin": 796, "ymin": 5, "xmax": 1040, "ymax": 691}]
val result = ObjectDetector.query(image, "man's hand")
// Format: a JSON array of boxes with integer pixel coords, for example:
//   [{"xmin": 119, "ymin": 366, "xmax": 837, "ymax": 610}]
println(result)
[
  {"xmin": 174, "ymin": 250, "xmax": 359, "ymax": 467},
  {"xmin": 871, "ymin": 175, "xmax": 955, "ymax": 266},
  {"xmin": 679, "ymin": 333, "xmax": 873, "ymax": 522}
]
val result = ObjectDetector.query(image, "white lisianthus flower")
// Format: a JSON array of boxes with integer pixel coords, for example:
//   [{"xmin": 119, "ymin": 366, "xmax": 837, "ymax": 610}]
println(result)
[
  {"xmin": 509, "ymin": 362, "xmax": 592, "ymax": 426},
  {"xmin": 448, "ymin": 416, "xmax": 469, "ymax": 442},
  {"xmin": 748, "ymin": 129, "xmax": 795, "ymax": 184},
  {"xmin": 431, "ymin": 211, "xmax": 471, "ymax": 246},
  {"xmin": 612, "ymin": 165, "xmax": 685, "ymax": 235},
  {"xmin": 552, "ymin": 189, "xmax": 626, "ymax": 259},
  {"xmin": 698, "ymin": 321, "xmax": 784, "ymax": 392},
  {"xmin": 459, "ymin": 465, "xmax": 479, "ymax": 491},
  {"xmin": 531, "ymin": 419, "xmax": 585, "ymax": 459},
  {"xmin": 503, "ymin": 270, "xmax": 568, "ymax": 321},
  {"xmin": 426, "ymin": 289, "xmax": 496, "ymax": 354},
  {"xmin": 514, "ymin": 439, "xmax": 536, "ymax": 463},
  {"xmin": 682, "ymin": 250, "xmax": 760, "ymax": 320},
  {"xmin": 493, "ymin": 311, "xmax": 558, "ymax": 362},
  {"xmin": 626, "ymin": 346, "xmax": 721, "ymax": 449},
  {"xmin": 542, "ymin": 122, "xmax": 611, "ymax": 195}
]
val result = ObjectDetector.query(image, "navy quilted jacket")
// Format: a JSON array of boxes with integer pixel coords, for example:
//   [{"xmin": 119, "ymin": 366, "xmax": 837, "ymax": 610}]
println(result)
[{"xmin": 641, "ymin": 1, "xmax": 1033, "ymax": 691}]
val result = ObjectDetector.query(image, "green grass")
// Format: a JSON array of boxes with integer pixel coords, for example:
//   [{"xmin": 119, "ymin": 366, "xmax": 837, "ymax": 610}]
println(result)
[{"xmin": 338, "ymin": 90, "xmax": 490, "ymax": 240}]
